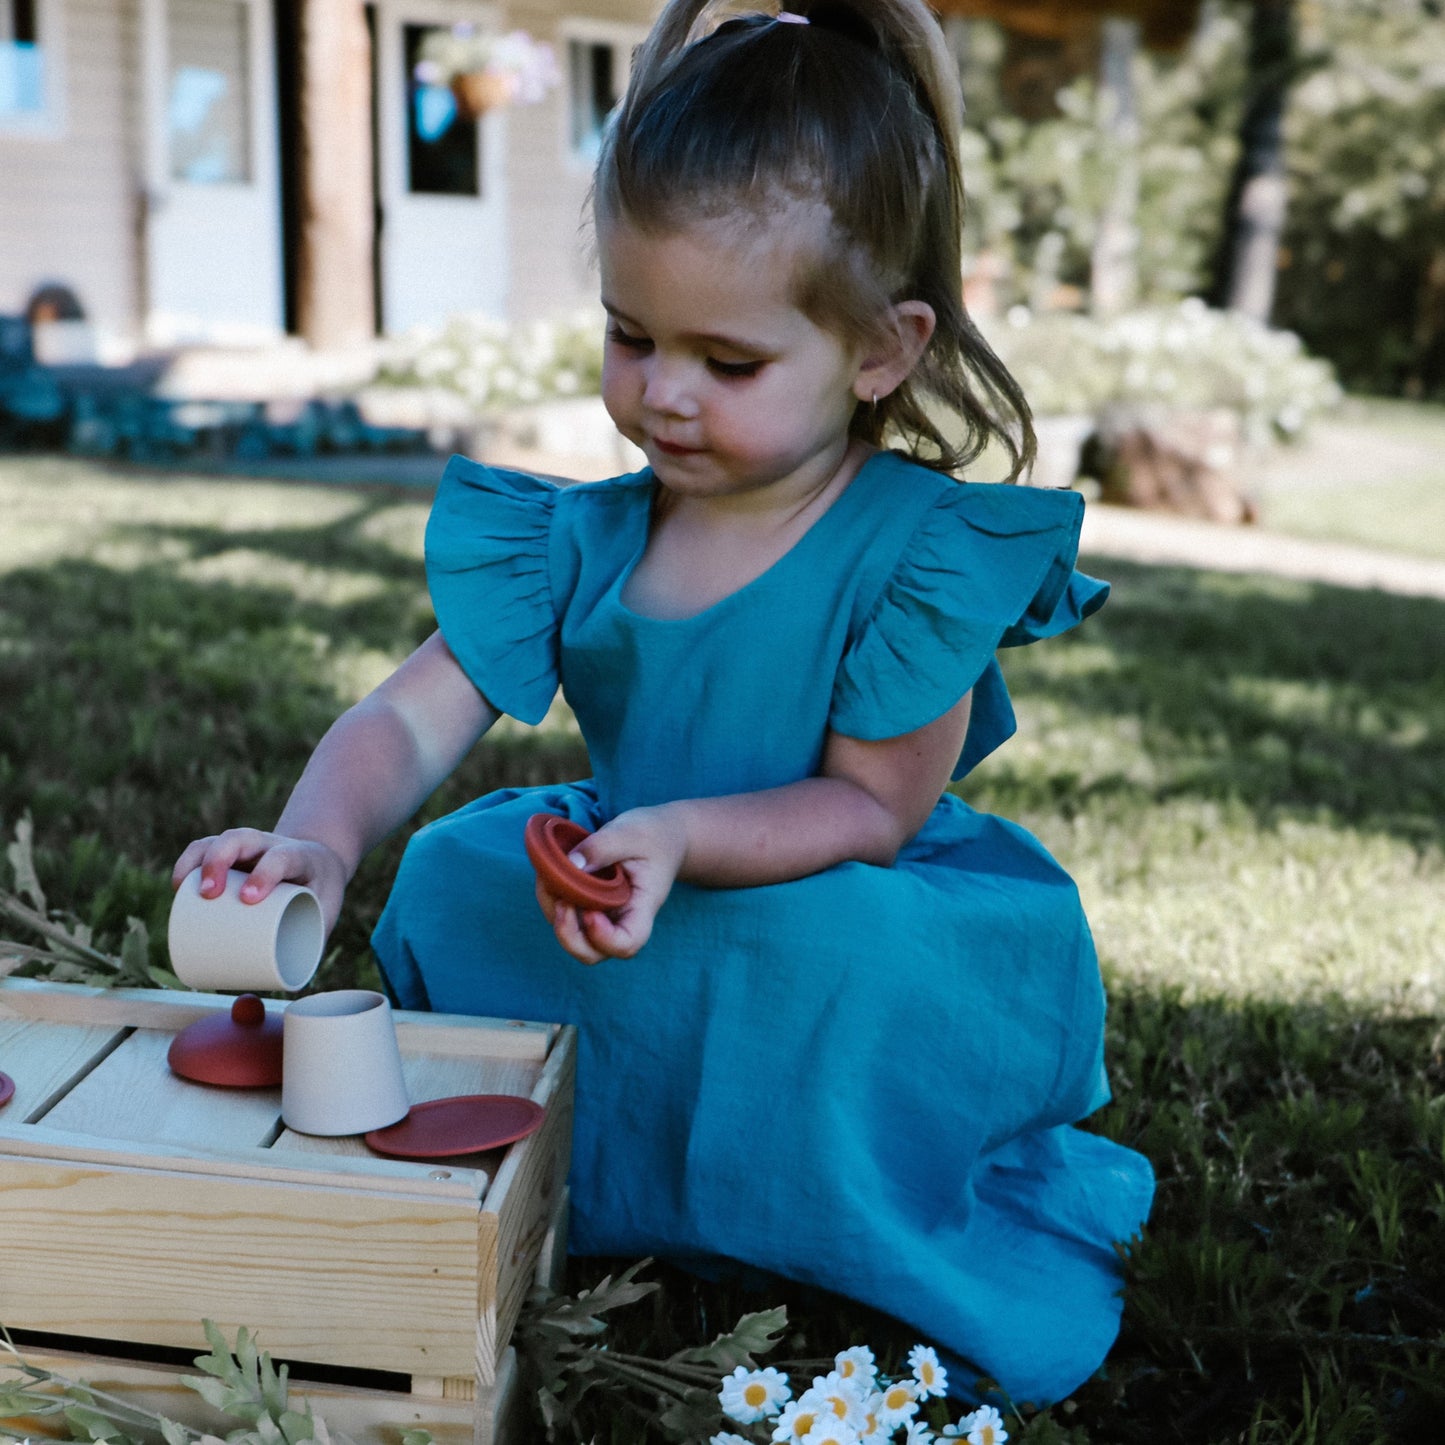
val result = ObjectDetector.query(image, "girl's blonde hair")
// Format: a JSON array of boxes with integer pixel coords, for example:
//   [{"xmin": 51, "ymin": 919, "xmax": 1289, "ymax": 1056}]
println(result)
[{"xmin": 595, "ymin": 0, "xmax": 1035, "ymax": 482}]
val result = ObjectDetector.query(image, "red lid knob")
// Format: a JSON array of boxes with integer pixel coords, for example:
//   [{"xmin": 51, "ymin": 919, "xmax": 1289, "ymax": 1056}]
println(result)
[{"xmin": 231, "ymin": 994, "xmax": 266, "ymax": 1027}]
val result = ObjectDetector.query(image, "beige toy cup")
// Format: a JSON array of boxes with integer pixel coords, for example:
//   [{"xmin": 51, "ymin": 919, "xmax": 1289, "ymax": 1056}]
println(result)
[
  {"xmin": 168, "ymin": 868, "xmax": 323, "ymax": 993},
  {"xmin": 281, "ymin": 990, "xmax": 410, "ymax": 1136}
]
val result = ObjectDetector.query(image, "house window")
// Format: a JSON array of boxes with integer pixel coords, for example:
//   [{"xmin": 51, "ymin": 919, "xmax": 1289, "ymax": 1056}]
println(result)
[
  {"xmin": 1, "ymin": 0, "xmax": 49, "ymax": 125},
  {"xmin": 563, "ymin": 23, "xmax": 643, "ymax": 167},
  {"xmin": 405, "ymin": 23, "xmax": 480, "ymax": 197},
  {"xmin": 167, "ymin": 0, "xmax": 252, "ymax": 183},
  {"xmin": 567, "ymin": 38, "xmax": 621, "ymax": 163}
]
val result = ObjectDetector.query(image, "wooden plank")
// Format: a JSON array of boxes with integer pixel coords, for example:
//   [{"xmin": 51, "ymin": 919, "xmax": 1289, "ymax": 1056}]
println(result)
[
  {"xmin": 0, "ymin": 980, "xmax": 555, "ymax": 1061},
  {"xmin": 476, "ymin": 1027, "xmax": 576, "ymax": 1385},
  {"xmin": 268, "ymin": 1051, "xmax": 540, "ymax": 1184},
  {"xmin": 2, "ymin": 1341, "xmax": 520, "ymax": 1445},
  {"xmin": 39, "ymin": 1029, "xmax": 284, "ymax": 1151},
  {"xmin": 271, "ymin": 1052, "xmax": 541, "ymax": 1177},
  {"xmin": 0, "ymin": 1016, "xmax": 129, "ymax": 1122},
  {"xmin": 535, "ymin": 1184, "xmax": 571, "ymax": 1295},
  {"xmin": 0, "ymin": 1157, "xmax": 481, "ymax": 1377},
  {"xmin": 0, "ymin": 1124, "xmax": 488, "ymax": 1198}
]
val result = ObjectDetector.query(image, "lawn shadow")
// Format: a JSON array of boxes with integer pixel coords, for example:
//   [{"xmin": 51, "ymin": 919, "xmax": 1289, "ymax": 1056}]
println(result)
[
  {"xmin": 992, "ymin": 558, "xmax": 1445, "ymax": 849},
  {"xmin": 0, "ymin": 546, "xmax": 589, "ymax": 974},
  {"xmin": 556, "ymin": 988, "xmax": 1445, "ymax": 1443}
]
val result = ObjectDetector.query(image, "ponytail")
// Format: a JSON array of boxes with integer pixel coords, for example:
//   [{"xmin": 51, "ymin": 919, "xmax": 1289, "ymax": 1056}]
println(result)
[{"xmin": 597, "ymin": 1, "xmax": 1036, "ymax": 482}]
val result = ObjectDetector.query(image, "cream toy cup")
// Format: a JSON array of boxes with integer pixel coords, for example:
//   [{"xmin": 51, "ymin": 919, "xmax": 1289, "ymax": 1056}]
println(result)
[
  {"xmin": 168, "ymin": 868, "xmax": 324, "ymax": 993},
  {"xmin": 280, "ymin": 990, "xmax": 410, "ymax": 1136}
]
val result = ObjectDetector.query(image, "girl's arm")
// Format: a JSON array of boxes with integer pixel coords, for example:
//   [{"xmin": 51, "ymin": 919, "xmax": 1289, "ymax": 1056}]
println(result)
[
  {"xmin": 173, "ymin": 632, "xmax": 497, "ymax": 930},
  {"xmin": 545, "ymin": 692, "xmax": 971, "ymax": 963}
]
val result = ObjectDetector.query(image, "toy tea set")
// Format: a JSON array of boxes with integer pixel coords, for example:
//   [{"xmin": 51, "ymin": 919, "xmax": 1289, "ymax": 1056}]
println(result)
[{"xmin": 0, "ymin": 814, "xmax": 624, "ymax": 1153}]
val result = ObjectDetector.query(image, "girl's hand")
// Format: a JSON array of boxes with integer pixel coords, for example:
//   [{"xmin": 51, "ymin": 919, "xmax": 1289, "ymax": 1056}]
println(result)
[
  {"xmin": 534, "ymin": 806, "xmax": 687, "ymax": 965},
  {"xmin": 172, "ymin": 829, "xmax": 350, "ymax": 934}
]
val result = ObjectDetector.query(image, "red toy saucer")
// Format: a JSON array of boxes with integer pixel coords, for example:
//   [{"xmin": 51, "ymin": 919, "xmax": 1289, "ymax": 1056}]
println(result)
[
  {"xmin": 524, "ymin": 813, "xmax": 631, "ymax": 912},
  {"xmin": 364, "ymin": 1094, "xmax": 546, "ymax": 1159},
  {"xmin": 0, "ymin": 1071, "xmax": 14, "ymax": 1108},
  {"xmin": 167, "ymin": 994, "xmax": 284, "ymax": 1087}
]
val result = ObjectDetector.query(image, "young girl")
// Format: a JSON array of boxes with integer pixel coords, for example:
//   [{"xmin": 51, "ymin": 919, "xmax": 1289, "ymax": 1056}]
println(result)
[{"xmin": 175, "ymin": 0, "xmax": 1152, "ymax": 1404}]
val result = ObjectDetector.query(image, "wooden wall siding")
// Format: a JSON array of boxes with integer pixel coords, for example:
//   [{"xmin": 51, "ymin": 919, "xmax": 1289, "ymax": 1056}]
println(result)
[
  {"xmin": 503, "ymin": 0, "xmax": 656, "ymax": 323},
  {"xmin": 0, "ymin": 0, "xmax": 144, "ymax": 338}
]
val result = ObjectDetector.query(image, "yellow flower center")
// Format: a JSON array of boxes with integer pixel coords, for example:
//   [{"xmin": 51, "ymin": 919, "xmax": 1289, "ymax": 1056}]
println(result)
[
  {"xmin": 920, "ymin": 1362, "xmax": 936, "ymax": 1386},
  {"xmin": 865, "ymin": 1411, "xmax": 878, "ymax": 1433},
  {"xmin": 792, "ymin": 1412, "xmax": 816, "ymax": 1438},
  {"xmin": 744, "ymin": 1382, "xmax": 768, "ymax": 1408},
  {"xmin": 980, "ymin": 1428, "xmax": 997, "ymax": 1445},
  {"xmin": 827, "ymin": 1394, "xmax": 849, "ymax": 1418},
  {"xmin": 839, "ymin": 1359, "xmax": 856, "ymax": 1377},
  {"xmin": 885, "ymin": 1385, "xmax": 912, "ymax": 1409}
]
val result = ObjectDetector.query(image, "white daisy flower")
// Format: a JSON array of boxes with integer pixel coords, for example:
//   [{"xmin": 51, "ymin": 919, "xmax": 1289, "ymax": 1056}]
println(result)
[
  {"xmin": 902, "ymin": 1423, "xmax": 936, "ymax": 1445},
  {"xmin": 773, "ymin": 1399, "xmax": 823, "ymax": 1442},
  {"xmin": 720, "ymin": 1365, "xmax": 792, "ymax": 1424},
  {"xmin": 959, "ymin": 1404, "xmax": 1009, "ymax": 1445},
  {"xmin": 907, "ymin": 1345, "xmax": 948, "ymax": 1400},
  {"xmin": 798, "ymin": 1421, "xmax": 861, "ymax": 1445},
  {"xmin": 712, "ymin": 1435, "xmax": 754, "ymax": 1445},
  {"xmin": 799, "ymin": 1373, "xmax": 868, "ymax": 1432},
  {"xmin": 833, "ymin": 1346, "xmax": 878, "ymax": 1391},
  {"xmin": 871, "ymin": 1377, "xmax": 919, "ymax": 1430}
]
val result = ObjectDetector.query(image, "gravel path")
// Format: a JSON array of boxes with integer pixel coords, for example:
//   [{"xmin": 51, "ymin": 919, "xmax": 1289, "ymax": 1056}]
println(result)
[{"xmin": 1079, "ymin": 504, "xmax": 1445, "ymax": 600}]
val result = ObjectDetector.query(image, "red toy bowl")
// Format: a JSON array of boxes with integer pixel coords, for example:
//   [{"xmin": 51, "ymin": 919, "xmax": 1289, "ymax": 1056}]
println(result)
[
  {"xmin": 0, "ymin": 1071, "xmax": 14, "ymax": 1108},
  {"xmin": 167, "ymin": 993, "xmax": 284, "ymax": 1087},
  {"xmin": 524, "ymin": 813, "xmax": 631, "ymax": 912},
  {"xmin": 364, "ymin": 1094, "xmax": 546, "ymax": 1159}
]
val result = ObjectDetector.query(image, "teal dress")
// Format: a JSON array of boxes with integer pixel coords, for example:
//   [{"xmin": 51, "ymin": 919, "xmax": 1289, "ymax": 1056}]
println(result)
[{"xmin": 373, "ymin": 450, "xmax": 1154, "ymax": 1404}]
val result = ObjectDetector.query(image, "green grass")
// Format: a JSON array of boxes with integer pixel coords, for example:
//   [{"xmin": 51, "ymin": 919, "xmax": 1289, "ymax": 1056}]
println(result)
[
  {"xmin": 1252, "ymin": 398, "xmax": 1445, "ymax": 562},
  {"xmin": 1, "ymin": 454, "xmax": 1443, "ymax": 1443}
]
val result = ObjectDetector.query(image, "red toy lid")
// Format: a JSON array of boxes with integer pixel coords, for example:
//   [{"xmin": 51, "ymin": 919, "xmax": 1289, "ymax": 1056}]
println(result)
[
  {"xmin": 167, "ymin": 994, "xmax": 284, "ymax": 1088},
  {"xmin": 364, "ymin": 1094, "xmax": 546, "ymax": 1159},
  {"xmin": 524, "ymin": 813, "xmax": 631, "ymax": 912},
  {"xmin": 0, "ymin": 1071, "xmax": 14, "ymax": 1108}
]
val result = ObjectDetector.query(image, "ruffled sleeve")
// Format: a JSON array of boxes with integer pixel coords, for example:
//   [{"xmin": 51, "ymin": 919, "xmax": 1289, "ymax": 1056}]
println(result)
[
  {"xmin": 830, "ymin": 482, "xmax": 1108, "ymax": 779},
  {"xmin": 424, "ymin": 455, "xmax": 560, "ymax": 724}
]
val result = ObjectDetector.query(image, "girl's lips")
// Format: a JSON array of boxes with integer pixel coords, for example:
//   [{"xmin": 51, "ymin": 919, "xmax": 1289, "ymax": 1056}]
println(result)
[{"xmin": 651, "ymin": 438, "xmax": 704, "ymax": 457}]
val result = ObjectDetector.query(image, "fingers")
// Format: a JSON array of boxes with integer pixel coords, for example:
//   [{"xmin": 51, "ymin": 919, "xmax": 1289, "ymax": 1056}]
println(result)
[
  {"xmin": 172, "ymin": 830, "xmax": 340, "ymax": 909},
  {"xmin": 172, "ymin": 828, "xmax": 275, "ymax": 897}
]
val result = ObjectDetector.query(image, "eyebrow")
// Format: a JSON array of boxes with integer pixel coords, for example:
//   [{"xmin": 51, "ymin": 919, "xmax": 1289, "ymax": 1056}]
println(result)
[{"xmin": 601, "ymin": 301, "xmax": 774, "ymax": 356}]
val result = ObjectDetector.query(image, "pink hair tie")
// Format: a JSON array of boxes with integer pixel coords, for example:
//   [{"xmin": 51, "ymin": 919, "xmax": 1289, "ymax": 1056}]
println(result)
[{"xmin": 775, "ymin": 10, "xmax": 809, "ymax": 22}]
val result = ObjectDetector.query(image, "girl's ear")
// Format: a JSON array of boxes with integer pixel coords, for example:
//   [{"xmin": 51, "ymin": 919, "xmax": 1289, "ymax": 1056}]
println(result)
[{"xmin": 853, "ymin": 301, "xmax": 937, "ymax": 403}]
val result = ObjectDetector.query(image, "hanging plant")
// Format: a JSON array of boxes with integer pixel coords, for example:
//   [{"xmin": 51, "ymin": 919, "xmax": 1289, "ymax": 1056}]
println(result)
[{"xmin": 414, "ymin": 26, "xmax": 560, "ymax": 119}]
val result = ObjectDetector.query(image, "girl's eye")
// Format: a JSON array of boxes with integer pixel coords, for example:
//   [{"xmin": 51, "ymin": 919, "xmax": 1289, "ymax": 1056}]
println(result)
[
  {"xmin": 607, "ymin": 325, "xmax": 652, "ymax": 352},
  {"xmin": 708, "ymin": 358, "xmax": 764, "ymax": 379}
]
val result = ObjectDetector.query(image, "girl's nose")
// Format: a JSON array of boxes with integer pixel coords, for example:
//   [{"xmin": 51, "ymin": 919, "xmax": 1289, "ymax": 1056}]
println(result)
[{"xmin": 641, "ymin": 357, "xmax": 700, "ymax": 419}]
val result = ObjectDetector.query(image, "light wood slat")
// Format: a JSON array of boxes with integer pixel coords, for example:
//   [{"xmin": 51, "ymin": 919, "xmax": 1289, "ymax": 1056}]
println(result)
[
  {"xmin": 4, "ymin": 1342, "xmax": 519, "ymax": 1445},
  {"xmin": 475, "ymin": 1027, "xmax": 576, "ymax": 1385},
  {"xmin": 0, "ymin": 1158, "xmax": 480, "ymax": 1377},
  {"xmin": 0, "ymin": 980, "xmax": 555, "ymax": 1061},
  {"xmin": 0, "ymin": 1016, "xmax": 129, "ymax": 1122},
  {"xmin": 0, "ymin": 1125, "xmax": 488, "ymax": 1199},
  {"xmin": 270, "ymin": 1053, "xmax": 541, "ymax": 1176},
  {"xmin": 38, "ymin": 1029, "xmax": 284, "ymax": 1151}
]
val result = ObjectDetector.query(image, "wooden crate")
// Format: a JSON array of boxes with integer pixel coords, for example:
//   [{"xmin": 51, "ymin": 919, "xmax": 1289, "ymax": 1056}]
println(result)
[
  {"xmin": 0, "ymin": 979, "xmax": 575, "ymax": 1442},
  {"xmin": 4, "ymin": 1341, "xmax": 522, "ymax": 1445}
]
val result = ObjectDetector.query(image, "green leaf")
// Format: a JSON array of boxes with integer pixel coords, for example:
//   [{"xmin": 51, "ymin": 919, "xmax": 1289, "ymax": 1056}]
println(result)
[
  {"xmin": 277, "ymin": 1407, "xmax": 315, "ymax": 1445},
  {"xmin": 160, "ymin": 1416, "xmax": 194, "ymax": 1445},
  {"xmin": 63, "ymin": 1402, "xmax": 127, "ymax": 1441},
  {"xmin": 6, "ymin": 815, "xmax": 46, "ymax": 912},
  {"xmin": 118, "ymin": 918, "xmax": 151, "ymax": 986},
  {"xmin": 656, "ymin": 1385, "xmax": 725, "ymax": 1443},
  {"xmin": 668, "ymin": 1308, "xmax": 788, "ymax": 1372},
  {"xmin": 399, "ymin": 1432, "xmax": 432, "ymax": 1445}
]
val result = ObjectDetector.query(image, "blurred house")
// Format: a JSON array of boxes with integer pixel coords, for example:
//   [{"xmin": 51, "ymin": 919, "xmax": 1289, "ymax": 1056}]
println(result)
[{"xmin": 0, "ymin": 0, "xmax": 654, "ymax": 357}]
